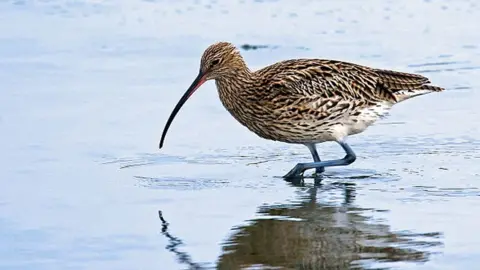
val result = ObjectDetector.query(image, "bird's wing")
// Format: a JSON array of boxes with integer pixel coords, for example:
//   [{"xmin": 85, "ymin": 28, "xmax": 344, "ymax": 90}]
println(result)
[{"xmin": 257, "ymin": 59, "xmax": 442, "ymax": 103}]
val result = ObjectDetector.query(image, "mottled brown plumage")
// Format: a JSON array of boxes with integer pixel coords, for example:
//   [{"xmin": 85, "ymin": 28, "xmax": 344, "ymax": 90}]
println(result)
[{"xmin": 159, "ymin": 42, "xmax": 444, "ymax": 178}]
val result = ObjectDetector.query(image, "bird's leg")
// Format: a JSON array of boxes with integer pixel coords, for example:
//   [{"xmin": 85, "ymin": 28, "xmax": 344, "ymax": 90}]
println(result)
[
  {"xmin": 305, "ymin": 143, "xmax": 325, "ymax": 174},
  {"xmin": 284, "ymin": 141, "xmax": 357, "ymax": 179}
]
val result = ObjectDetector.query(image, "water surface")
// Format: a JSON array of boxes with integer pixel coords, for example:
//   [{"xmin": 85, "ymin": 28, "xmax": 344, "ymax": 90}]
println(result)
[{"xmin": 1, "ymin": 0, "xmax": 479, "ymax": 269}]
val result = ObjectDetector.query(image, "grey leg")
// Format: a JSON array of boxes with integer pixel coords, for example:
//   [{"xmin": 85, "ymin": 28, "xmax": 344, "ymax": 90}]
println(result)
[
  {"xmin": 284, "ymin": 141, "xmax": 357, "ymax": 179},
  {"xmin": 305, "ymin": 144, "xmax": 325, "ymax": 174}
]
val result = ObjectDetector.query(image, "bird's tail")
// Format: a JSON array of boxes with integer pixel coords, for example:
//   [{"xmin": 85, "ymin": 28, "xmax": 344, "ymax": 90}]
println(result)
[{"xmin": 374, "ymin": 69, "xmax": 444, "ymax": 103}]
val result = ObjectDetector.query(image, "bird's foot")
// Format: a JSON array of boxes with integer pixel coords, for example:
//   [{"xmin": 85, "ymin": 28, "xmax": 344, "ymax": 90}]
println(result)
[
  {"xmin": 283, "ymin": 163, "xmax": 307, "ymax": 179},
  {"xmin": 284, "ymin": 164, "xmax": 325, "ymax": 179}
]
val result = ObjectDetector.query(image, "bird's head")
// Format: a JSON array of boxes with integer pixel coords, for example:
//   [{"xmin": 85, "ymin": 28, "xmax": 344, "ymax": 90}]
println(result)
[{"xmin": 199, "ymin": 41, "xmax": 245, "ymax": 80}]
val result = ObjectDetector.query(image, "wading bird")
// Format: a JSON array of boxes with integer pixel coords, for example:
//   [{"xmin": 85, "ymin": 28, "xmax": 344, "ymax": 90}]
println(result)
[{"xmin": 159, "ymin": 42, "xmax": 444, "ymax": 179}]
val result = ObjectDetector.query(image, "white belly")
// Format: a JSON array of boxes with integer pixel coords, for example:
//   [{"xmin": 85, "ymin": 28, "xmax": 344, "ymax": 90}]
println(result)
[
  {"xmin": 327, "ymin": 102, "xmax": 393, "ymax": 140},
  {"xmin": 348, "ymin": 102, "xmax": 392, "ymax": 134}
]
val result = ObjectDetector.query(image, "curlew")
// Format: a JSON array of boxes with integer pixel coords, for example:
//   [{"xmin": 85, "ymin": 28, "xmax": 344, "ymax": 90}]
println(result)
[{"xmin": 159, "ymin": 42, "xmax": 444, "ymax": 179}]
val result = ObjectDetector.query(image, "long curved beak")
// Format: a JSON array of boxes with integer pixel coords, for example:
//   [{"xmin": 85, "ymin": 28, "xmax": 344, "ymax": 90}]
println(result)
[{"xmin": 159, "ymin": 72, "xmax": 206, "ymax": 149}]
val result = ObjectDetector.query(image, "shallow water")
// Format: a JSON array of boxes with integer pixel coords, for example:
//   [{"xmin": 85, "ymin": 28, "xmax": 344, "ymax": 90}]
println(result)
[{"xmin": 1, "ymin": 0, "xmax": 479, "ymax": 269}]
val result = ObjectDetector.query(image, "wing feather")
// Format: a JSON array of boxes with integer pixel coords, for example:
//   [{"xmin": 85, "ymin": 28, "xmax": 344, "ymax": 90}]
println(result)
[{"xmin": 256, "ymin": 59, "xmax": 443, "ymax": 103}]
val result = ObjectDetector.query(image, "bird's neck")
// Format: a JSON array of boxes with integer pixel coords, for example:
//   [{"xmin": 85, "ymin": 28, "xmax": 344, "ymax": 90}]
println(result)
[
  {"xmin": 214, "ymin": 67, "xmax": 255, "ymax": 124},
  {"xmin": 215, "ymin": 66, "xmax": 254, "ymax": 98}
]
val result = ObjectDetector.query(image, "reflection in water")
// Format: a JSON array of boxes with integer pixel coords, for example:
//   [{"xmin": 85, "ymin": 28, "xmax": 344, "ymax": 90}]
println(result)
[
  {"xmin": 158, "ymin": 211, "xmax": 205, "ymax": 270},
  {"xmin": 217, "ymin": 179, "xmax": 443, "ymax": 269},
  {"xmin": 159, "ymin": 179, "xmax": 442, "ymax": 270}
]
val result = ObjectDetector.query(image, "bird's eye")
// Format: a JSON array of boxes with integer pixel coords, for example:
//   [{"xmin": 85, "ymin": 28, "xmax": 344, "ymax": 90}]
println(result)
[{"xmin": 210, "ymin": 59, "xmax": 220, "ymax": 67}]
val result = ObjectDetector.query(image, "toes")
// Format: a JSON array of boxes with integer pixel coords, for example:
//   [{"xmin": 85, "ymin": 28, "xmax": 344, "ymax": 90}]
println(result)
[
  {"xmin": 283, "ymin": 171, "xmax": 300, "ymax": 179},
  {"xmin": 283, "ymin": 163, "xmax": 310, "ymax": 179},
  {"xmin": 283, "ymin": 168, "xmax": 303, "ymax": 179}
]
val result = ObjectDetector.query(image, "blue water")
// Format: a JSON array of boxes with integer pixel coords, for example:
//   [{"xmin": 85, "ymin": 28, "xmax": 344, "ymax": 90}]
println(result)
[{"xmin": 1, "ymin": 1, "xmax": 479, "ymax": 269}]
